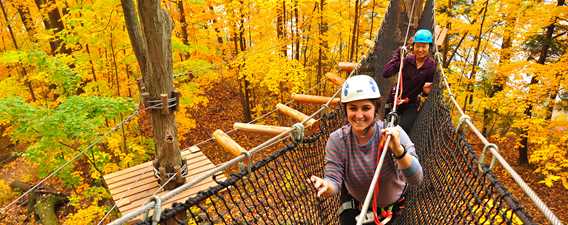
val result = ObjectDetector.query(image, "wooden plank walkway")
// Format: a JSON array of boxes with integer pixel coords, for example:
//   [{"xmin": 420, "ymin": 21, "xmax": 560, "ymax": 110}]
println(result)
[{"xmin": 103, "ymin": 148, "xmax": 224, "ymax": 222}]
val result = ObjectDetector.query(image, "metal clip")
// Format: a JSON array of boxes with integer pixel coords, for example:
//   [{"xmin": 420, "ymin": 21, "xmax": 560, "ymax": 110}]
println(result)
[
  {"xmin": 239, "ymin": 150, "xmax": 253, "ymax": 176},
  {"xmin": 456, "ymin": 115, "xmax": 471, "ymax": 133},
  {"xmin": 290, "ymin": 123, "xmax": 305, "ymax": 144},
  {"xmin": 143, "ymin": 196, "xmax": 162, "ymax": 225},
  {"xmin": 479, "ymin": 143, "xmax": 498, "ymax": 172}
]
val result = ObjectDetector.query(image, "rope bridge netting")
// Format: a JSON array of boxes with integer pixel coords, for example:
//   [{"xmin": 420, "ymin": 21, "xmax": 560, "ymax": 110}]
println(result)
[{"xmin": 134, "ymin": 85, "xmax": 535, "ymax": 224}]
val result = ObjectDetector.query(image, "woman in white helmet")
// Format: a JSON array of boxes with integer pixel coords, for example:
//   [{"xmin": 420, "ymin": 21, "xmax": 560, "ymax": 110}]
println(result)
[{"xmin": 309, "ymin": 75, "xmax": 423, "ymax": 225}]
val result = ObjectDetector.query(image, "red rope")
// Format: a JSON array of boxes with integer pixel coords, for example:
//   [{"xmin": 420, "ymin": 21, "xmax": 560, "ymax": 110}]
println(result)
[{"xmin": 372, "ymin": 134, "xmax": 387, "ymax": 225}]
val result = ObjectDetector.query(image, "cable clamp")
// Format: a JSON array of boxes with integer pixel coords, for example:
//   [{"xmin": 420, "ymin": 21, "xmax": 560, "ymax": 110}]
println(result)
[
  {"xmin": 479, "ymin": 143, "xmax": 499, "ymax": 172},
  {"xmin": 434, "ymin": 52, "xmax": 444, "ymax": 62},
  {"xmin": 141, "ymin": 91, "xmax": 180, "ymax": 114},
  {"xmin": 143, "ymin": 195, "xmax": 162, "ymax": 225},
  {"xmin": 456, "ymin": 115, "xmax": 471, "ymax": 132},
  {"xmin": 239, "ymin": 150, "xmax": 253, "ymax": 175},
  {"xmin": 290, "ymin": 123, "xmax": 305, "ymax": 144}
]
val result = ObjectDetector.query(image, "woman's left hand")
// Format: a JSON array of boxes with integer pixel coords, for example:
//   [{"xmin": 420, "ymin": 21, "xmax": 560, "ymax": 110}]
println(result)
[{"xmin": 382, "ymin": 127, "xmax": 404, "ymax": 156}]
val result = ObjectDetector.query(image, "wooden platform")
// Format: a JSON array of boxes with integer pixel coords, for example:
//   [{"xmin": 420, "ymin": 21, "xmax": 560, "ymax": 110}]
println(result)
[{"xmin": 103, "ymin": 148, "xmax": 224, "ymax": 221}]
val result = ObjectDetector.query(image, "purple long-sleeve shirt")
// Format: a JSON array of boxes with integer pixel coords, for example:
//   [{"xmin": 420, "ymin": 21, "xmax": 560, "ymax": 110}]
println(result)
[
  {"xmin": 323, "ymin": 121, "xmax": 423, "ymax": 207},
  {"xmin": 382, "ymin": 49, "xmax": 436, "ymax": 104}
]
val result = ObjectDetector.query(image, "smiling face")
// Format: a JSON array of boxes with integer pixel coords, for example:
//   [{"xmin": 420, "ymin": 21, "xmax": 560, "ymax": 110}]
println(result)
[
  {"xmin": 346, "ymin": 99, "xmax": 377, "ymax": 135},
  {"xmin": 413, "ymin": 42, "xmax": 430, "ymax": 60}
]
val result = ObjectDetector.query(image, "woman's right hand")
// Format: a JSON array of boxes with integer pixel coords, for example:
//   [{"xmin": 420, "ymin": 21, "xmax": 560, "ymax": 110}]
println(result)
[{"xmin": 309, "ymin": 175, "xmax": 335, "ymax": 198}]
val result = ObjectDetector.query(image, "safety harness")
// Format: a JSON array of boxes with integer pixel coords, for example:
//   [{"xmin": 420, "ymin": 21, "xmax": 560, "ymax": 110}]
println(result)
[{"xmin": 338, "ymin": 132, "xmax": 407, "ymax": 225}]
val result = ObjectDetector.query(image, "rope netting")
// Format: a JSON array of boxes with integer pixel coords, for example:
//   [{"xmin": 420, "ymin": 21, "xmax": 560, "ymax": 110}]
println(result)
[
  {"xmin": 397, "ymin": 83, "xmax": 534, "ymax": 224},
  {"xmin": 136, "ymin": 111, "xmax": 344, "ymax": 225},
  {"xmin": 135, "ymin": 83, "xmax": 535, "ymax": 224}
]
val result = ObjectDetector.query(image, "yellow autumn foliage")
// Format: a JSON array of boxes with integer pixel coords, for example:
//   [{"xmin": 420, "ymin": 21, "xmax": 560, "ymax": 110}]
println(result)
[{"xmin": 0, "ymin": 179, "xmax": 15, "ymax": 205}]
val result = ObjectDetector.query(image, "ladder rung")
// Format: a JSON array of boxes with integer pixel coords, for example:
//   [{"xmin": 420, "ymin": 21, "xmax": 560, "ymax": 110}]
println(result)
[
  {"xmin": 435, "ymin": 25, "xmax": 448, "ymax": 47},
  {"xmin": 233, "ymin": 123, "xmax": 291, "ymax": 136},
  {"xmin": 325, "ymin": 72, "xmax": 345, "ymax": 86},
  {"xmin": 212, "ymin": 129, "xmax": 246, "ymax": 157},
  {"xmin": 275, "ymin": 103, "xmax": 317, "ymax": 127},
  {"xmin": 338, "ymin": 62, "xmax": 358, "ymax": 73},
  {"xmin": 291, "ymin": 94, "xmax": 340, "ymax": 105}
]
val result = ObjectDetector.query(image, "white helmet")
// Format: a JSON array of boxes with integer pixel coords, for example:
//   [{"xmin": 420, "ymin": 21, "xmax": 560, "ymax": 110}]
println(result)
[{"xmin": 341, "ymin": 75, "xmax": 381, "ymax": 103}]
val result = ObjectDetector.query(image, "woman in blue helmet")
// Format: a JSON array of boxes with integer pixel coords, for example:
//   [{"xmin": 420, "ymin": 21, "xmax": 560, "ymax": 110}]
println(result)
[{"xmin": 382, "ymin": 29, "xmax": 436, "ymax": 134}]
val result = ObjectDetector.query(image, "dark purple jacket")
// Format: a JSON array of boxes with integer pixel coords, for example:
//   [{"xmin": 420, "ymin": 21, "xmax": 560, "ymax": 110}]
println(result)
[{"xmin": 382, "ymin": 49, "xmax": 436, "ymax": 104}]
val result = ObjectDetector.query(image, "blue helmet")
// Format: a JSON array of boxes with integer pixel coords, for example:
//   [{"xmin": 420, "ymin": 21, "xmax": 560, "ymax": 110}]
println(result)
[{"xmin": 414, "ymin": 29, "xmax": 433, "ymax": 44}]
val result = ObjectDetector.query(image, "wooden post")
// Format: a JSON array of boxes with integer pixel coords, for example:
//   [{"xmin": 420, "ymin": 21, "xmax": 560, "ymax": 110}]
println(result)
[
  {"xmin": 121, "ymin": 0, "xmax": 185, "ymax": 190},
  {"xmin": 233, "ymin": 123, "xmax": 291, "ymax": 136},
  {"xmin": 325, "ymin": 72, "xmax": 345, "ymax": 86},
  {"xmin": 213, "ymin": 129, "xmax": 246, "ymax": 157},
  {"xmin": 275, "ymin": 103, "xmax": 317, "ymax": 126},
  {"xmin": 161, "ymin": 93, "xmax": 169, "ymax": 115},
  {"xmin": 291, "ymin": 94, "xmax": 340, "ymax": 105}
]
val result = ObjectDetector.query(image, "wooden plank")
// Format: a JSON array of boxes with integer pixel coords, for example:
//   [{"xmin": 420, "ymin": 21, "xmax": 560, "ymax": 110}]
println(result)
[
  {"xmin": 105, "ymin": 153, "xmax": 207, "ymax": 186},
  {"xmin": 103, "ymin": 148, "xmax": 225, "ymax": 222},
  {"xmin": 120, "ymin": 178, "xmax": 217, "ymax": 212},
  {"xmin": 114, "ymin": 162, "xmax": 217, "ymax": 207},
  {"xmin": 108, "ymin": 159, "xmax": 211, "ymax": 190},
  {"xmin": 291, "ymin": 94, "xmax": 340, "ymax": 105},
  {"xmin": 103, "ymin": 150, "xmax": 195, "ymax": 181}
]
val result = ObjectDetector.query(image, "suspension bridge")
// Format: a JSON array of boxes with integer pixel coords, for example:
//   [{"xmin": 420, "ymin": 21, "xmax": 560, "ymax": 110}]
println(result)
[{"xmin": 0, "ymin": 0, "xmax": 564, "ymax": 224}]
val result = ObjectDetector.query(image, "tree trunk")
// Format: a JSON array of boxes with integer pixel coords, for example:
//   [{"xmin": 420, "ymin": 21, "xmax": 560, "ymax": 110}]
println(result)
[
  {"xmin": 232, "ymin": 0, "xmax": 252, "ymax": 123},
  {"xmin": 33, "ymin": 0, "xmax": 71, "ymax": 55},
  {"xmin": 462, "ymin": 0, "xmax": 488, "ymax": 114},
  {"xmin": 176, "ymin": 0, "xmax": 190, "ymax": 60},
  {"xmin": 441, "ymin": 0, "xmax": 452, "ymax": 67},
  {"xmin": 0, "ymin": 0, "xmax": 36, "ymax": 101},
  {"xmin": 110, "ymin": 32, "xmax": 121, "ymax": 96},
  {"xmin": 354, "ymin": 1, "xmax": 362, "ymax": 59},
  {"xmin": 208, "ymin": 5, "xmax": 224, "ymax": 44},
  {"xmin": 277, "ymin": 0, "xmax": 286, "ymax": 56},
  {"xmin": 121, "ymin": 0, "xmax": 185, "ymax": 189},
  {"xmin": 348, "ymin": 0, "xmax": 360, "ymax": 62},
  {"xmin": 369, "ymin": 0, "xmax": 376, "ymax": 39},
  {"xmin": 317, "ymin": 0, "xmax": 328, "ymax": 94},
  {"xmin": 482, "ymin": 1, "xmax": 516, "ymax": 136},
  {"xmin": 517, "ymin": 0, "xmax": 564, "ymax": 165},
  {"xmin": 443, "ymin": 5, "xmax": 485, "ymax": 68},
  {"xmin": 10, "ymin": 181, "xmax": 66, "ymax": 225},
  {"xmin": 294, "ymin": 0, "xmax": 300, "ymax": 60},
  {"xmin": 544, "ymin": 0, "xmax": 565, "ymax": 120}
]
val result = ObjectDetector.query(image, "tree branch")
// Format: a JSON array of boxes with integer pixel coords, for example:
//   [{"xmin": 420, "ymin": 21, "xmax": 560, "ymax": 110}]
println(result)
[{"xmin": 120, "ymin": 0, "xmax": 149, "ymax": 76}]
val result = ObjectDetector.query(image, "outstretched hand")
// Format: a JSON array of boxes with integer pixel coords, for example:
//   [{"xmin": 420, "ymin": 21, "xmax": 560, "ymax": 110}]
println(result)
[{"xmin": 308, "ymin": 175, "xmax": 334, "ymax": 198}]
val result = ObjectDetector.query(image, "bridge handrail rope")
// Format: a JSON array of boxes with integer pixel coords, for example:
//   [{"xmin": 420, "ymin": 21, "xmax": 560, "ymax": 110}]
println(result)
[
  {"xmin": 0, "ymin": 109, "xmax": 141, "ymax": 215},
  {"xmin": 434, "ymin": 52, "xmax": 563, "ymax": 225},
  {"xmin": 356, "ymin": 0, "xmax": 417, "ymax": 224},
  {"xmin": 107, "ymin": 46, "xmax": 371, "ymax": 225}
]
